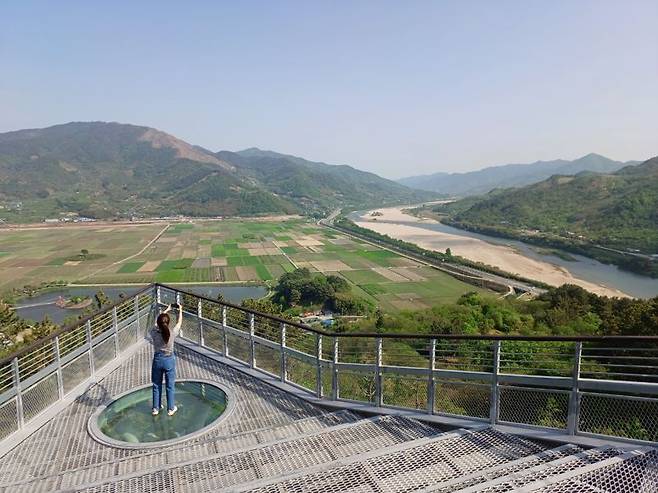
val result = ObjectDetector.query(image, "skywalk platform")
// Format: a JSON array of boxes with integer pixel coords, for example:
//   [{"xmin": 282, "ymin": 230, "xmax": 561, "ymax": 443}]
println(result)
[{"xmin": 1, "ymin": 285, "xmax": 657, "ymax": 492}]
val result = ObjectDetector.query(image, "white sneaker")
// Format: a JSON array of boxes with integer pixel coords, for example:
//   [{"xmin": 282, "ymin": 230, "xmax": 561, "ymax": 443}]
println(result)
[
  {"xmin": 167, "ymin": 406, "xmax": 178, "ymax": 416},
  {"xmin": 152, "ymin": 408, "xmax": 159, "ymax": 416}
]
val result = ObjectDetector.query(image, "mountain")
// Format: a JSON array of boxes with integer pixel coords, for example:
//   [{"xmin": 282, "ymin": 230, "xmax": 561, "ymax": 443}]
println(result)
[
  {"xmin": 443, "ymin": 156, "xmax": 658, "ymax": 257},
  {"xmin": 398, "ymin": 153, "xmax": 640, "ymax": 196},
  {"xmin": 217, "ymin": 148, "xmax": 436, "ymax": 211},
  {"xmin": 0, "ymin": 122, "xmax": 435, "ymax": 222}
]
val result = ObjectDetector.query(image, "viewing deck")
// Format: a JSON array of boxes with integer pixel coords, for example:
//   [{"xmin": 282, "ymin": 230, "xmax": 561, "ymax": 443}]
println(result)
[{"xmin": 0, "ymin": 284, "xmax": 657, "ymax": 492}]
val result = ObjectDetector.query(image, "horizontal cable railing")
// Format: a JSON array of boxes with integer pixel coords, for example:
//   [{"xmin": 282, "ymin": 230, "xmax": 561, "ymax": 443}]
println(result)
[
  {"xmin": 2, "ymin": 282, "xmax": 658, "ymax": 446},
  {"xmin": 156, "ymin": 283, "xmax": 658, "ymax": 444},
  {"xmin": 0, "ymin": 285, "xmax": 153, "ymax": 442}
]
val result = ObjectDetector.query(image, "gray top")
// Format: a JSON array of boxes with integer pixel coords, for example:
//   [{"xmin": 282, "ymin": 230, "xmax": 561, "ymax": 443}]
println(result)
[{"xmin": 148, "ymin": 315, "xmax": 181, "ymax": 356}]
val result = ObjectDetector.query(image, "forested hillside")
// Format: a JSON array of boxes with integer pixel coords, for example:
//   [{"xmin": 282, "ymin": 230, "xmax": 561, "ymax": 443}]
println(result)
[
  {"xmin": 0, "ymin": 122, "xmax": 435, "ymax": 222},
  {"xmin": 436, "ymin": 157, "xmax": 658, "ymax": 276}
]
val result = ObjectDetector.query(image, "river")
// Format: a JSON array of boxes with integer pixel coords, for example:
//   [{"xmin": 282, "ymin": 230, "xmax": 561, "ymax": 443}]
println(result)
[
  {"xmin": 350, "ymin": 208, "xmax": 658, "ymax": 299},
  {"xmin": 15, "ymin": 284, "xmax": 268, "ymax": 324}
]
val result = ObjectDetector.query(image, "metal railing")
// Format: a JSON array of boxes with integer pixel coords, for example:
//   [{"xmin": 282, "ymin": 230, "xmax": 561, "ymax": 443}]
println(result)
[
  {"xmin": 2, "ymin": 283, "xmax": 658, "ymax": 446},
  {"xmin": 0, "ymin": 286, "xmax": 153, "ymax": 441}
]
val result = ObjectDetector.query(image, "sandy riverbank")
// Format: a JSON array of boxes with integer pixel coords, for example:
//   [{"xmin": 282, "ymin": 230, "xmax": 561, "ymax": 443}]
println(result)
[{"xmin": 354, "ymin": 207, "xmax": 629, "ymax": 298}]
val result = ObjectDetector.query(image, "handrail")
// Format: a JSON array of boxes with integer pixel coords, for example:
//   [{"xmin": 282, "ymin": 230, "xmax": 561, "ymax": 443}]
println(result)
[
  {"xmin": 3, "ymin": 281, "xmax": 658, "ymax": 368},
  {"xmin": 0, "ymin": 284, "xmax": 153, "ymax": 366},
  {"xmin": 2, "ymin": 283, "xmax": 657, "ymax": 446},
  {"xmin": 158, "ymin": 283, "xmax": 658, "ymax": 342}
]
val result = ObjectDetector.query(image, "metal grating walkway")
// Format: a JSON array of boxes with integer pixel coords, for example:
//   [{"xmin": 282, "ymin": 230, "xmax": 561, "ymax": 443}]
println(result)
[
  {"xmin": 0, "ymin": 343, "xmax": 334, "ymax": 492},
  {"xmin": 1, "ymin": 339, "xmax": 657, "ymax": 493}
]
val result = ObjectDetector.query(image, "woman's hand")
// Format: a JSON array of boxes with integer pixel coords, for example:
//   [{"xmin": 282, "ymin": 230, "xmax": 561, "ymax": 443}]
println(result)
[
  {"xmin": 174, "ymin": 303, "xmax": 184, "ymax": 331},
  {"xmin": 163, "ymin": 304, "xmax": 172, "ymax": 314}
]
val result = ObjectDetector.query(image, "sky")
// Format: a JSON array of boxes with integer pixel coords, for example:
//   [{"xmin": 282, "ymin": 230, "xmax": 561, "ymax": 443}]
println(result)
[{"xmin": 1, "ymin": 1, "xmax": 657, "ymax": 178}]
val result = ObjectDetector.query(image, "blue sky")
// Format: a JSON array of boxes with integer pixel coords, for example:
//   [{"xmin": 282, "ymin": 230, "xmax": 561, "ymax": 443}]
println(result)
[{"xmin": 1, "ymin": 1, "xmax": 656, "ymax": 178}]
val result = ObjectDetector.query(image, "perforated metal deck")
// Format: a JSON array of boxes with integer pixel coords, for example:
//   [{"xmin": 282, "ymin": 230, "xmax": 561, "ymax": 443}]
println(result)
[
  {"xmin": 1, "ymin": 339, "xmax": 657, "ymax": 493},
  {"xmin": 0, "ymin": 343, "xmax": 338, "ymax": 492}
]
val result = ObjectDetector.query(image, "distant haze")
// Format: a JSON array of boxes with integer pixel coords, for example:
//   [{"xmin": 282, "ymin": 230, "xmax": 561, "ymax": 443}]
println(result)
[{"xmin": 1, "ymin": 1, "xmax": 656, "ymax": 178}]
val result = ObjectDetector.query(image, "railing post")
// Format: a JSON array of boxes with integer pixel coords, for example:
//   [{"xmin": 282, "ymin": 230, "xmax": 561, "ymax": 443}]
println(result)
[
  {"xmin": 112, "ymin": 306, "xmax": 119, "ymax": 357},
  {"xmin": 249, "ymin": 313, "xmax": 256, "ymax": 369},
  {"xmin": 156, "ymin": 285, "xmax": 161, "ymax": 305},
  {"xmin": 332, "ymin": 337, "xmax": 339, "ymax": 400},
  {"xmin": 316, "ymin": 334, "xmax": 323, "ymax": 398},
  {"xmin": 175, "ymin": 292, "xmax": 184, "ymax": 339},
  {"xmin": 134, "ymin": 295, "xmax": 141, "ymax": 336},
  {"xmin": 197, "ymin": 300, "xmax": 204, "ymax": 347},
  {"xmin": 427, "ymin": 338, "xmax": 436, "ymax": 414},
  {"xmin": 375, "ymin": 337, "xmax": 383, "ymax": 408},
  {"xmin": 86, "ymin": 320, "xmax": 95, "ymax": 376},
  {"xmin": 12, "ymin": 357, "xmax": 24, "ymax": 429},
  {"xmin": 490, "ymin": 340, "xmax": 501, "ymax": 425},
  {"xmin": 568, "ymin": 342, "xmax": 583, "ymax": 435},
  {"xmin": 54, "ymin": 336, "xmax": 64, "ymax": 400},
  {"xmin": 280, "ymin": 323, "xmax": 287, "ymax": 383},
  {"xmin": 222, "ymin": 306, "xmax": 228, "ymax": 357}
]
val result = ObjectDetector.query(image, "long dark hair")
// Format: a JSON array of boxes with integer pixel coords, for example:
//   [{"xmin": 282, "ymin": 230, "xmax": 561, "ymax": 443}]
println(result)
[{"xmin": 156, "ymin": 313, "xmax": 171, "ymax": 344}]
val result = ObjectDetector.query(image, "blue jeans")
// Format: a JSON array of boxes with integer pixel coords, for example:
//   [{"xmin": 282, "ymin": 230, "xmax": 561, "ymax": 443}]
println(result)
[{"xmin": 152, "ymin": 352, "xmax": 176, "ymax": 411}]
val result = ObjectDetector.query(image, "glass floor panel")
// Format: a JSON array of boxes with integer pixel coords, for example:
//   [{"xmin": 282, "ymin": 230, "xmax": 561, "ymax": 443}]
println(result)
[{"xmin": 95, "ymin": 381, "xmax": 227, "ymax": 444}]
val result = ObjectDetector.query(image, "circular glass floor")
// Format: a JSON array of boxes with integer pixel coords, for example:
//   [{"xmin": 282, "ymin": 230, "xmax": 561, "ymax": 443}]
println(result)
[{"xmin": 90, "ymin": 380, "xmax": 228, "ymax": 447}]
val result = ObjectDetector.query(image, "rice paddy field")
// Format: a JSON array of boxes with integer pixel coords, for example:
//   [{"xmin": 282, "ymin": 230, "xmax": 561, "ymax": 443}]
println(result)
[{"xmin": 0, "ymin": 218, "xmax": 487, "ymax": 311}]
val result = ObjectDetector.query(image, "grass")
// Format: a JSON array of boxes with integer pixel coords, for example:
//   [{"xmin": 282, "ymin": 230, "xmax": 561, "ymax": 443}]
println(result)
[
  {"xmin": 182, "ymin": 268, "xmax": 212, "ymax": 282},
  {"xmin": 118, "ymin": 261, "xmax": 145, "ymax": 273},
  {"xmin": 321, "ymin": 243, "xmax": 343, "ymax": 252},
  {"xmin": 255, "ymin": 264, "xmax": 273, "ymax": 281},
  {"xmin": 211, "ymin": 245, "xmax": 226, "ymax": 257},
  {"xmin": 227, "ymin": 257, "xmax": 242, "ymax": 267},
  {"xmin": 242, "ymin": 256, "xmax": 262, "ymax": 266},
  {"xmin": 341, "ymin": 269, "xmax": 390, "ymax": 284},
  {"xmin": 224, "ymin": 248, "xmax": 249, "ymax": 257},
  {"xmin": 155, "ymin": 259, "xmax": 194, "ymax": 271},
  {"xmin": 227, "ymin": 256, "xmax": 263, "ymax": 267},
  {"xmin": 360, "ymin": 283, "xmax": 387, "ymax": 295},
  {"xmin": 1, "ymin": 218, "xmax": 488, "ymax": 311},
  {"xmin": 155, "ymin": 270, "xmax": 186, "ymax": 282},
  {"xmin": 355, "ymin": 250, "xmax": 399, "ymax": 266},
  {"xmin": 169, "ymin": 224, "xmax": 194, "ymax": 233}
]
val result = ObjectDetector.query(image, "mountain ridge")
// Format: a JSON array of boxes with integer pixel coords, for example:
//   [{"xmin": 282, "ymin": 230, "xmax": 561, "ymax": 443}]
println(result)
[
  {"xmin": 436, "ymin": 156, "xmax": 658, "ymax": 276},
  {"xmin": 0, "ymin": 121, "xmax": 436, "ymax": 222},
  {"xmin": 398, "ymin": 153, "xmax": 641, "ymax": 196}
]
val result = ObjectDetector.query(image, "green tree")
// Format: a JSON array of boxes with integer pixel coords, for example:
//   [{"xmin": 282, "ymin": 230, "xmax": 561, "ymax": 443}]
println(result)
[
  {"xmin": 375, "ymin": 308, "xmax": 385, "ymax": 332},
  {"xmin": 95, "ymin": 290, "xmax": 111, "ymax": 310},
  {"xmin": 241, "ymin": 298, "xmax": 283, "ymax": 316}
]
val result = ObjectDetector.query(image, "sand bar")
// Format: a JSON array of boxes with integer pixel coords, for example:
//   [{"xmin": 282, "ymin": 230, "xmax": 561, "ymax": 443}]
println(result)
[{"xmin": 354, "ymin": 207, "xmax": 629, "ymax": 298}]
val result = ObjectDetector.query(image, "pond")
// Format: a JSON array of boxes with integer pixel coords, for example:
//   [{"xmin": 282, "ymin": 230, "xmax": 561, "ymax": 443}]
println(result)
[{"xmin": 14, "ymin": 284, "xmax": 267, "ymax": 324}]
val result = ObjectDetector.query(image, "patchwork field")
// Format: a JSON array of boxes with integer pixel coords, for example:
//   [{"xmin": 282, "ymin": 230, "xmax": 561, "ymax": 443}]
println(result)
[{"xmin": 0, "ymin": 218, "xmax": 488, "ymax": 311}]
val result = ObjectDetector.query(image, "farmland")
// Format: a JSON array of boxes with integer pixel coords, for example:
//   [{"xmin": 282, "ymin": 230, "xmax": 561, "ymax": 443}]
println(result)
[{"xmin": 0, "ymin": 218, "xmax": 488, "ymax": 311}]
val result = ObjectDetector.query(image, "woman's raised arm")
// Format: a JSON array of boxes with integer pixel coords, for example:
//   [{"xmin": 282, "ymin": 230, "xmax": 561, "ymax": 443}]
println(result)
[{"xmin": 173, "ymin": 304, "xmax": 183, "ymax": 332}]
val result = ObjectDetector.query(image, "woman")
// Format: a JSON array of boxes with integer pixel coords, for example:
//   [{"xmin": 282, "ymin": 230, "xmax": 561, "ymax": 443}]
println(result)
[{"xmin": 150, "ymin": 303, "xmax": 183, "ymax": 416}]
